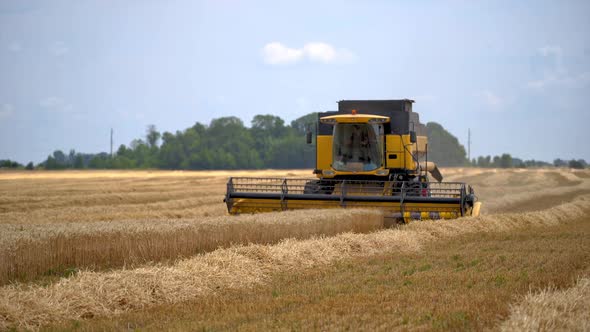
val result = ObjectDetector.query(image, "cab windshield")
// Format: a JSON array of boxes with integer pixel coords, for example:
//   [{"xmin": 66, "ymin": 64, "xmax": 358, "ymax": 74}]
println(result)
[{"xmin": 332, "ymin": 123, "xmax": 382, "ymax": 172}]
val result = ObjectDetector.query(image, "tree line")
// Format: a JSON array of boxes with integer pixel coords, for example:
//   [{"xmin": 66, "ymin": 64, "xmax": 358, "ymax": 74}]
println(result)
[
  {"xmin": 41, "ymin": 113, "xmax": 317, "ymax": 170},
  {"xmin": 1, "ymin": 113, "xmax": 587, "ymax": 170}
]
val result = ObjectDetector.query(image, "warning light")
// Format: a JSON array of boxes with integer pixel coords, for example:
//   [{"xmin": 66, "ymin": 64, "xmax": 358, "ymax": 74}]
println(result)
[{"xmin": 351, "ymin": 109, "xmax": 357, "ymax": 115}]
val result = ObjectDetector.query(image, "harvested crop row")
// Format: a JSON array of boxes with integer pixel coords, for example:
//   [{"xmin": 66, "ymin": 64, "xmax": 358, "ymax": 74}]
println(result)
[
  {"xmin": 463, "ymin": 170, "xmax": 589, "ymax": 213},
  {"xmin": 500, "ymin": 277, "xmax": 590, "ymax": 331},
  {"xmin": 0, "ymin": 179, "xmax": 226, "ymax": 213},
  {"xmin": 0, "ymin": 170, "xmax": 312, "ymax": 223},
  {"xmin": 1, "ymin": 195, "xmax": 588, "ymax": 330},
  {"xmin": 0, "ymin": 198, "xmax": 227, "ymax": 225},
  {"xmin": 0, "ymin": 209, "xmax": 384, "ymax": 285},
  {"xmin": 3, "ymin": 168, "xmax": 585, "ymax": 224}
]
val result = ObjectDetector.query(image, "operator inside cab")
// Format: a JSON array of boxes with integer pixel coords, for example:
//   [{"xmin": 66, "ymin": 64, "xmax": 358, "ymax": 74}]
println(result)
[{"xmin": 332, "ymin": 123, "xmax": 382, "ymax": 172}]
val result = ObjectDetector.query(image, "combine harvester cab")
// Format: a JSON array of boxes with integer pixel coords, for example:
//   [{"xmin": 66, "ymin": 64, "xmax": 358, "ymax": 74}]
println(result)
[{"xmin": 225, "ymin": 99, "xmax": 481, "ymax": 223}]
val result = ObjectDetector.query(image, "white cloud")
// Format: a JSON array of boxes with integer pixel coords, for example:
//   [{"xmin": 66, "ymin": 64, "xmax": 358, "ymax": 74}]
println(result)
[
  {"xmin": 262, "ymin": 42, "xmax": 356, "ymax": 65},
  {"xmin": 262, "ymin": 42, "xmax": 304, "ymax": 65},
  {"xmin": 0, "ymin": 103, "xmax": 14, "ymax": 118},
  {"xmin": 50, "ymin": 41, "xmax": 69, "ymax": 56},
  {"xmin": 303, "ymin": 42, "xmax": 336, "ymax": 63},
  {"xmin": 39, "ymin": 97, "xmax": 73, "ymax": 113}
]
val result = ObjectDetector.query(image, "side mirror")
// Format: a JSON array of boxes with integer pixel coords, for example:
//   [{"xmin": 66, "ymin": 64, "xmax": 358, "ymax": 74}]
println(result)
[
  {"xmin": 306, "ymin": 130, "xmax": 313, "ymax": 144},
  {"xmin": 409, "ymin": 131, "xmax": 417, "ymax": 143}
]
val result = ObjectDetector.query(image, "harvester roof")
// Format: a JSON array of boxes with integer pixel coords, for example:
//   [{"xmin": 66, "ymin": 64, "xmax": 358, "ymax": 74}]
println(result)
[{"xmin": 320, "ymin": 113, "xmax": 390, "ymax": 124}]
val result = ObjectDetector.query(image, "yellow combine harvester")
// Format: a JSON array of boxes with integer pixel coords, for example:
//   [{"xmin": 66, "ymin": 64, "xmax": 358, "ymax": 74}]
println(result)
[{"xmin": 225, "ymin": 99, "xmax": 481, "ymax": 223}]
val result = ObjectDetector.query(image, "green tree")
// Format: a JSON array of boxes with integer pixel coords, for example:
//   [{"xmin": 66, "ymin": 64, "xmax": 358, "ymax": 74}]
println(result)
[
  {"xmin": 0, "ymin": 160, "xmax": 22, "ymax": 168},
  {"xmin": 426, "ymin": 122, "xmax": 468, "ymax": 166},
  {"xmin": 146, "ymin": 125, "xmax": 161, "ymax": 148},
  {"xmin": 251, "ymin": 115, "xmax": 286, "ymax": 164},
  {"xmin": 207, "ymin": 117, "xmax": 261, "ymax": 169},
  {"xmin": 116, "ymin": 144, "xmax": 133, "ymax": 158},
  {"xmin": 476, "ymin": 156, "xmax": 490, "ymax": 167},
  {"xmin": 25, "ymin": 162, "xmax": 34, "ymax": 170},
  {"xmin": 73, "ymin": 154, "xmax": 85, "ymax": 169},
  {"xmin": 111, "ymin": 155, "xmax": 135, "ymax": 169},
  {"xmin": 52, "ymin": 150, "xmax": 67, "ymax": 165},
  {"xmin": 252, "ymin": 114, "xmax": 285, "ymax": 138},
  {"xmin": 569, "ymin": 159, "xmax": 585, "ymax": 169},
  {"xmin": 159, "ymin": 131, "xmax": 187, "ymax": 169},
  {"xmin": 492, "ymin": 155, "xmax": 501, "ymax": 167},
  {"xmin": 499, "ymin": 153, "xmax": 513, "ymax": 168},
  {"xmin": 267, "ymin": 135, "xmax": 312, "ymax": 168},
  {"xmin": 88, "ymin": 153, "xmax": 112, "ymax": 169},
  {"xmin": 44, "ymin": 151, "xmax": 67, "ymax": 169},
  {"xmin": 291, "ymin": 112, "xmax": 317, "ymax": 135}
]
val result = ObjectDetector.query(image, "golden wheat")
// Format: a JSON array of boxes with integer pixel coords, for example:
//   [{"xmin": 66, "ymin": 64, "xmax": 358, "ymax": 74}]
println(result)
[
  {"xmin": 0, "ymin": 209, "xmax": 384, "ymax": 285},
  {"xmin": 0, "ymin": 170, "xmax": 311, "ymax": 224},
  {"xmin": 1, "ymin": 193, "xmax": 588, "ymax": 330},
  {"xmin": 1, "ymin": 168, "xmax": 589, "ymax": 330},
  {"xmin": 500, "ymin": 277, "xmax": 590, "ymax": 331}
]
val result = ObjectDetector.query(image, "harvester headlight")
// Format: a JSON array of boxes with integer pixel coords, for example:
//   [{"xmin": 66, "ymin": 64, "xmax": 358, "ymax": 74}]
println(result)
[
  {"xmin": 376, "ymin": 169, "xmax": 390, "ymax": 176},
  {"xmin": 320, "ymin": 118, "xmax": 337, "ymax": 124},
  {"xmin": 368, "ymin": 118, "xmax": 388, "ymax": 123}
]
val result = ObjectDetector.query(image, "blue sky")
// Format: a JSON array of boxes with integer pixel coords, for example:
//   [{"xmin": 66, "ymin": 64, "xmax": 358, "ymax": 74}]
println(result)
[{"xmin": 1, "ymin": 0, "xmax": 589, "ymax": 164}]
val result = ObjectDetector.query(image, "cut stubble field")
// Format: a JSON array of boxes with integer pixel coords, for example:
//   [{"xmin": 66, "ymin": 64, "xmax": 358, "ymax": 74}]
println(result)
[{"xmin": 0, "ymin": 168, "xmax": 589, "ymax": 331}]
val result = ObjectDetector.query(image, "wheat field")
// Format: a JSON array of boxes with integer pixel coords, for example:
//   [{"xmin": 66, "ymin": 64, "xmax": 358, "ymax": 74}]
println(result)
[{"xmin": 0, "ymin": 168, "xmax": 589, "ymax": 330}]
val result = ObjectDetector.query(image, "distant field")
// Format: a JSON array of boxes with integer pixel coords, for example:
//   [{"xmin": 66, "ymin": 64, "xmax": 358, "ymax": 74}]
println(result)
[{"xmin": 0, "ymin": 168, "xmax": 589, "ymax": 330}]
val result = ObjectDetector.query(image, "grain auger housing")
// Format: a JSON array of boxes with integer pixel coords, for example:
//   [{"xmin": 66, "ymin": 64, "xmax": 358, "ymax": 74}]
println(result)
[{"xmin": 225, "ymin": 99, "xmax": 481, "ymax": 222}]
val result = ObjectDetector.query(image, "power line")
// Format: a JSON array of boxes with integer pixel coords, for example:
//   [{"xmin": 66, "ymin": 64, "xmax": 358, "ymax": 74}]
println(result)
[
  {"xmin": 110, "ymin": 128, "xmax": 113, "ymax": 158},
  {"xmin": 468, "ymin": 128, "xmax": 471, "ymax": 161}
]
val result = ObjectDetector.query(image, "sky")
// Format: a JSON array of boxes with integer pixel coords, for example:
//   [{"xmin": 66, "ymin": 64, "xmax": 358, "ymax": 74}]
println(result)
[{"xmin": 1, "ymin": 0, "xmax": 589, "ymax": 164}]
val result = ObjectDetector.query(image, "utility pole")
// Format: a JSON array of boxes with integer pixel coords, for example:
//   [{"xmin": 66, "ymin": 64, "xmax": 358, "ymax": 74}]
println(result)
[
  {"xmin": 110, "ymin": 128, "xmax": 113, "ymax": 158},
  {"xmin": 468, "ymin": 128, "xmax": 471, "ymax": 162}
]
